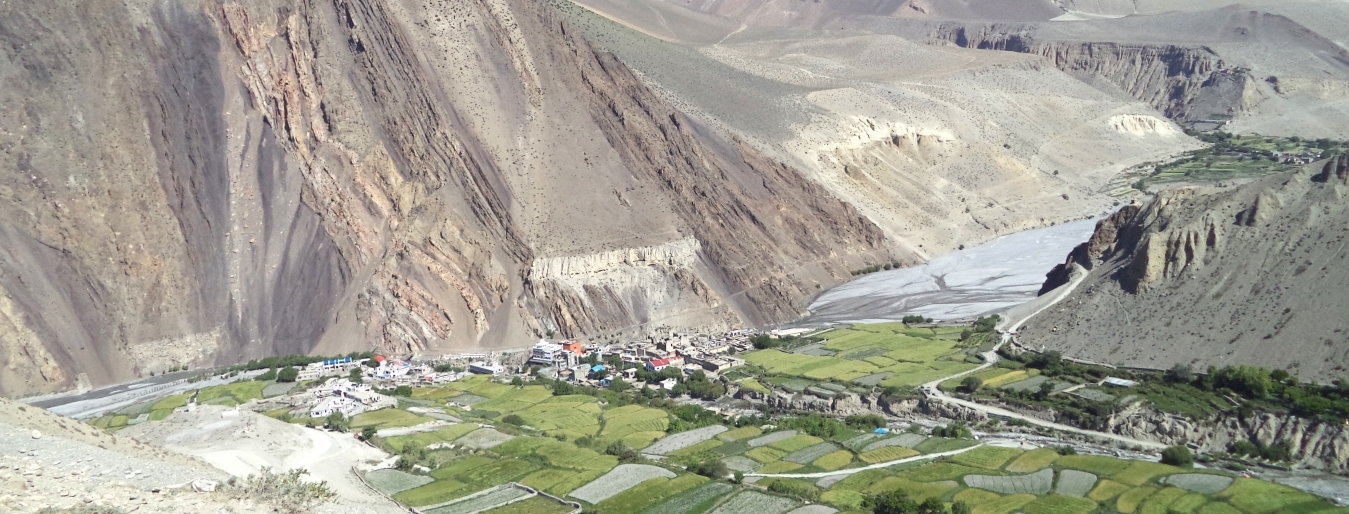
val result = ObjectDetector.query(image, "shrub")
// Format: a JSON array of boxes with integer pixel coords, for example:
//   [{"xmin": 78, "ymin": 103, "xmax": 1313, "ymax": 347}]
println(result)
[
  {"xmin": 223, "ymin": 468, "xmax": 335, "ymax": 512},
  {"xmin": 1055, "ymin": 445, "xmax": 1077, "ymax": 456},
  {"xmin": 960, "ymin": 376, "xmax": 983, "ymax": 393},
  {"xmin": 689, "ymin": 459, "xmax": 728, "ymax": 479},
  {"xmin": 605, "ymin": 442, "xmax": 640, "ymax": 463},
  {"xmin": 1165, "ymin": 364, "xmax": 1193, "ymax": 384},
  {"xmin": 1161, "ymin": 446, "xmax": 1193, "ymax": 468},
  {"xmin": 393, "ymin": 385, "xmax": 413, "ymax": 396},
  {"xmin": 502, "ymin": 414, "xmax": 527, "ymax": 426},
  {"xmin": 767, "ymin": 479, "xmax": 820, "ymax": 501},
  {"xmin": 276, "ymin": 366, "xmax": 299, "ymax": 383},
  {"xmin": 325, "ymin": 412, "xmax": 350, "ymax": 433},
  {"xmin": 256, "ymin": 367, "xmax": 278, "ymax": 381},
  {"xmin": 844, "ymin": 413, "xmax": 887, "ymax": 430}
]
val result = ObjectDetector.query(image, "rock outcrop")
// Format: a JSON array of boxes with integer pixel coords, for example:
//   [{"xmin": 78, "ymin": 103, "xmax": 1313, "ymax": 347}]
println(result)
[
  {"xmin": 1022, "ymin": 156, "xmax": 1349, "ymax": 380},
  {"xmin": 0, "ymin": 0, "xmax": 888, "ymax": 397},
  {"xmin": 1108, "ymin": 405, "xmax": 1349, "ymax": 473}
]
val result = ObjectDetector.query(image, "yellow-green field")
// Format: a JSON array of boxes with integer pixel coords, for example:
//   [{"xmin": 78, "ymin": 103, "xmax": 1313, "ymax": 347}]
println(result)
[{"xmin": 744, "ymin": 324, "xmax": 979, "ymax": 386}]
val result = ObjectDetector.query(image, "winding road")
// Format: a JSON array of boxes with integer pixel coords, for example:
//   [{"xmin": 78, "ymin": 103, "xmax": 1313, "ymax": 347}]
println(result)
[{"xmin": 919, "ymin": 264, "xmax": 1166, "ymax": 450}]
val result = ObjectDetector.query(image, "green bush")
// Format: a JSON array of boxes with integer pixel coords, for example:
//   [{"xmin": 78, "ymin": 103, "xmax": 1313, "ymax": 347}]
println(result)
[
  {"xmin": 1161, "ymin": 446, "xmax": 1193, "ymax": 468},
  {"xmin": 276, "ymin": 366, "xmax": 298, "ymax": 383}
]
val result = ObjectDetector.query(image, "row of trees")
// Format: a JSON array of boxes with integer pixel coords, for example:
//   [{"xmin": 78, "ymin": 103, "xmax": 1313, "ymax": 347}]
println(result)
[{"xmin": 1166, "ymin": 363, "xmax": 1349, "ymax": 422}]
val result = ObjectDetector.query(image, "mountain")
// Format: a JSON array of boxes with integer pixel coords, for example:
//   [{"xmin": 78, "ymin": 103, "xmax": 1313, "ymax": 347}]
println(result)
[
  {"xmin": 1023, "ymin": 155, "xmax": 1349, "ymax": 380},
  {"xmin": 0, "ymin": 0, "xmax": 887, "ymax": 396}
]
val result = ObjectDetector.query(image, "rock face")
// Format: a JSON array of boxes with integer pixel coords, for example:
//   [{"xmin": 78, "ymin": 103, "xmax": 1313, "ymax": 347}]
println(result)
[
  {"xmin": 1022, "ymin": 155, "xmax": 1349, "ymax": 380},
  {"xmin": 0, "ymin": 0, "xmax": 887, "ymax": 396},
  {"xmin": 1108, "ymin": 405, "xmax": 1349, "ymax": 473}
]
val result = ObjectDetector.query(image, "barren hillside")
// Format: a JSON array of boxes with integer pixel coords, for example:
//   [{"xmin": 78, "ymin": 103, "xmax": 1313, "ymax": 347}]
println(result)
[
  {"xmin": 0, "ymin": 0, "xmax": 888, "ymax": 396},
  {"xmin": 1022, "ymin": 156, "xmax": 1349, "ymax": 380}
]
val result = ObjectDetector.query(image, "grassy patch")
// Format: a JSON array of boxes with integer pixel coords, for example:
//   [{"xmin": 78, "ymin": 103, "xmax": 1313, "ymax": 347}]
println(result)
[
  {"xmin": 197, "ymin": 381, "xmax": 266, "ymax": 404},
  {"xmin": 1088, "ymin": 480, "xmax": 1132, "ymax": 502},
  {"xmin": 385, "ymin": 423, "xmax": 480, "ymax": 452},
  {"xmin": 622, "ymin": 431, "xmax": 666, "ymax": 450},
  {"xmin": 949, "ymin": 446, "xmax": 1022, "ymax": 470},
  {"xmin": 1005, "ymin": 448, "xmax": 1058, "ymax": 473},
  {"xmin": 1169, "ymin": 493, "xmax": 1208, "ymax": 514},
  {"xmin": 971, "ymin": 493, "xmax": 1038, "ymax": 514},
  {"xmin": 1197, "ymin": 503, "xmax": 1244, "ymax": 514},
  {"xmin": 1022, "ymin": 495, "xmax": 1097, "ymax": 514},
  {"xmin": 1055, "ymin": 455, "xmax": 1130, "ymax": 476}
]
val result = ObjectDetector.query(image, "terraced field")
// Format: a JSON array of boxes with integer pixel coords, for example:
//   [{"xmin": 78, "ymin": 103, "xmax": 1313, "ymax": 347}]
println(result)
[{"xmin": 744, "ymin": 324, "xmax": 978, "ymax": 386}]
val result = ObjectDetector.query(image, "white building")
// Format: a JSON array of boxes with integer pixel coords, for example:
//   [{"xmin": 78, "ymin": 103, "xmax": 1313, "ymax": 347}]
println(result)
[
  {"xmin": 310, "ymin": 396, "xmax": 363, "ymax": 418},
  {"xmin": 530, "ymin": 341, "xmax": 565, "ymax": 366}
]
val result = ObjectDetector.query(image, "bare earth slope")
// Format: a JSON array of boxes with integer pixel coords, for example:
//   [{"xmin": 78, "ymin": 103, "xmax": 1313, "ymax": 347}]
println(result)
[
  {"xmin": 0, "ymin": 0, "xmax": 886, "ymax": 396},
  {"xmin": 1022, "ymin": 156, "xmax": 1349, "ymax": 380}
]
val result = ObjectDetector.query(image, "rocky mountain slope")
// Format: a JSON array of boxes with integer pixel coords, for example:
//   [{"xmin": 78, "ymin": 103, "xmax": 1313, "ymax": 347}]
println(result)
[
  {"xmin": 0, "ymin": 0, "xmax": 887, "ymax": 397},
  {"xmin": 1023, "ymin": 155, "xmax": 1349, "ymax": 380}
]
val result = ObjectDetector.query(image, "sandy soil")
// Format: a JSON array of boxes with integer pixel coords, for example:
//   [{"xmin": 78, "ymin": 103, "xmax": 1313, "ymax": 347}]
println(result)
[{"xmin": 120, "ymin": 405, "xmax": 403, "ymax": 512}]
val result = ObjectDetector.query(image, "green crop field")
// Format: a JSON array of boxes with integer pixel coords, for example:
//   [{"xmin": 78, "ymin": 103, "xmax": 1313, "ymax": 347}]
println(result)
[
  {"xmin": 351, "ymin": 408, "xmax": 431, "ymax": 429},
  {"xmin": 1005, "ymin": 448, "xmax": 1058, "ymax": 472},
  {"xmin": 1088, "ymin": 480, "xmax": 1132, "ymax": 502},
  {"xmin": 744, "ymin": 323, "xmax": 977, "ymax": 385},
  {"xmin": 718, "ymin": 426, "xmax": 762, "ymax": 441},
  {"xmin": 812, "ymin": 450, "xmax": 855, "ymax": 471},
  {"xmin": 862, "ymin": 477, "xmax": 956, "ymax": 501},
  {"xmin": 484, "ymin": 496, "xmax": 574, "ymax": 514},
  {"xmin": 858, "ymin": 446, "xmax": 919, "ymax": 464},
  {"xmin": 914, "ymin": 437, "xmax": 979, "ymax": 454},
  {"xmin": 768, "ymin": 434, "xmax": 823, "ymax": 452},
  {"xmin": 1022, "ymin": 495, "xmax": 1097, "ymax": 514},
  {"xmin": 1112, "ymin": 461, "xmax": 1182, "ymax": 486},
  {"xmin": 592, "ymin": 474, "xmax": 708, "ymax": 514},
  {"xmin": 757, "ymin": 461, "xmax": 803, "ymax": 474},
  {"xmin": 1216, "ymin": 478, "xmax": 1322, "ymax": 514},
  {"xmin": 744, "ymin": 446, "xmax": 788, "ymax": 463},
  {"xmin": 108, "ymin": 366, "xmax": 1330, "ymax": 514},
  {"xmin": 1116, "ymin": 486, "xmax": 1158, "ymax": 514},
  {"xmin": 151, "ymin": 394, "xmax": 188, "ymax": 411},
  {"xmin": 196, "ymin": 381, "xmax": 266, "ymax": 405},
  {"xmin": 949, "ymin": 446, "xmax": 1022, "ymax": 470},
  {"xmin": 1055, "ymin": 455, "xmax": 1130, "ymax": 476}
]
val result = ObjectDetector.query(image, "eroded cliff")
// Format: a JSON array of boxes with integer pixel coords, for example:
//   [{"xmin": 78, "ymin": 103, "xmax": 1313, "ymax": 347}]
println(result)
[
  {"xmin": 1022, "ymin": 155, "xmax": 1349, "ymax": 380},
  {"xmin": 0, "ymin": 0, "xmax": 887, "ymax": 396}
]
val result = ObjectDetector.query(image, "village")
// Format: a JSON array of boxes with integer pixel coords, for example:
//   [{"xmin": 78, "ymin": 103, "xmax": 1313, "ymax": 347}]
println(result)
[{"xmin": 268, "ymin": 330, "xmax": 764, "ymax": 421}]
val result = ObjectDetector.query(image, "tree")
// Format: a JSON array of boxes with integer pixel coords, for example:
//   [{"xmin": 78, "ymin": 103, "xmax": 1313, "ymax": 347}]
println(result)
[
  {"xmin": 844, "ymin": 414, "xmax": 887, "ymax": 430},
  {"xmin": 360, "ymin": 425, "xmax": 377, "ymax": 441},
  {"xmin": 689, "ymin": 459, "xmax": 728, "ymax": 479},
  {"xmin": 1270, "ymin": 369, "xmax": 1290, "ymax": 383},
  {"xmin": 951, "ymin": 501, "xmax": 972, "ymax": 514},
  {"xmin": 1165, "ymin": 364, "xmax": 1193, "ymax": 384},
  {"xmin": 348, "ymin": 367, "xmax": 363, "ymax": 383},
  {"xmin": 276, "ymin": 366, "xmax": 299, "ymax": 383},
  {"xmin": 365, "ymin": 358, "xmax": 382, "ymax": 368},
  {"xmin": 325, "ymin": 412, "xmax": 350, "ymax": 432},
  {"xmin": 960, "ymin": 376, "xmax": 983, "ymax": 393},
  {"xmin": 605, "ymin": 442, "xmax": 640, "ymax": 462},
  {"xmin": 959, "ymin": 329, "xmax": 972, "ymax": 342},
  {"xmin": 393, "ymin": 385, "xmax": 413, "ymax": 397},
  {"xmin": 510, "ymin": 376, "xmax": 524, "ymax": 386},
  {"xmin": 918, "ymin": 498, "xmax": 946, "ymax": 514},
  {"xmin": 1160, "ymin": 445, "xmax": 1193, "ymax": 468},
  {"xmin": 1035, "ymin": 380, "xmax": 1055, "ymax": 400},
  {"xmin": 609, "ymin": 378, "xmax": 632, "ymax": 392},
  {"xmin": 256, "ymin": 367, "xmax": 278, "ymax": 381},
  {"xmin": 866, "ymin": 490, "xmax": 919, "ymax": 514}
]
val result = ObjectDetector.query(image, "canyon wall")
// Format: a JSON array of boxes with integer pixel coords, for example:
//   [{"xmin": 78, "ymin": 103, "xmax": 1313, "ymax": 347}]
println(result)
[
  {"xmin": 1022, "ymin": 156, "xmax": 1349, "ymax": 380},
  {"xmin": 0, "ymin": 0, "xmax": 887, "ymax": 397}
]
